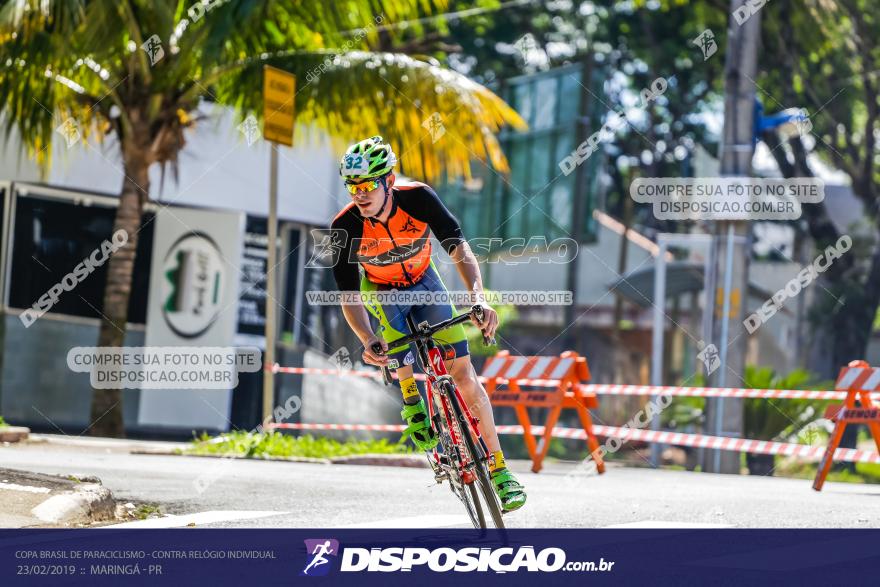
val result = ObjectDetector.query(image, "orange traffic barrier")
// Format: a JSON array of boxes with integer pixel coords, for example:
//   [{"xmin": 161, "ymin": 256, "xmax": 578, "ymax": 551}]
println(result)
[
  {"xmin": 482, "ymin": 350, "xmax": 604, "ymax": 474},
  {"xmin": 813, "ymin": 360, "xmax": 880, "ymax": 491}
]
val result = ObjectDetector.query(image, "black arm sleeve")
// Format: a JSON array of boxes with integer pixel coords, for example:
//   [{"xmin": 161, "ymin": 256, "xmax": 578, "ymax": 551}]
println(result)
[
  {"xmin": 329, "ymin": 209, "xmax": 362, "ymax": 292},
  {"xmin": 398, "ymin": 184, "xmax": 465, "ymax": 254}
]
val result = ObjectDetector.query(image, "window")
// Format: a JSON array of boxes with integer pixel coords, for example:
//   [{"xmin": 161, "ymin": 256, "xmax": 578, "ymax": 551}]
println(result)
[
  {"xmin": 558, "ymin": 73, "xmax": 582, "ymax": 124},
  {"xmin": 512, "ymin": 82, "xmax": 533, "ymax": 122},
  {"xmin": 435, "ymin": 63, "xmax": 600, "ymax": 249},
  {"xmin": 8, "ymin": 191, "xmax": 154, "ymax": 323},
  {"xmin": 533, "ymin": 77, "xmax": 558, "ymax": 130}
]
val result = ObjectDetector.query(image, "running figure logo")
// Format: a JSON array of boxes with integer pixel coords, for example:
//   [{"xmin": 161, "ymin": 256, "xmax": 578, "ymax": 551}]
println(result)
[
  {"xmin": 692, "ymin": 29, "xmax": 717, "ymax": 61},
  {"xmin": 306, "ymin": 229, "xmax": 347, "ymax": 268},
  {"xmin": 301, "ymin": 539, "xmax": 339, "ymax": 576},
  {"xmin": 696, "ymin": 341, "xmax": 721, "ymax": 375}
]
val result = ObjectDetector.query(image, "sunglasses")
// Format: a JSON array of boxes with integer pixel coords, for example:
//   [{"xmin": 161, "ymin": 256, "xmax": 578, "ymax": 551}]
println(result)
[{"xmin": 346, "ymin": 179, "xmax": 381, "ymax": 195}]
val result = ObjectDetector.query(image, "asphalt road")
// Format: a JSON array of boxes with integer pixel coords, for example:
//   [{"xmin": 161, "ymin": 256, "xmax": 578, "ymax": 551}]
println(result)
[{"xmin": 2, "ymin": 436, "xmax": 880, "ymax": 528}]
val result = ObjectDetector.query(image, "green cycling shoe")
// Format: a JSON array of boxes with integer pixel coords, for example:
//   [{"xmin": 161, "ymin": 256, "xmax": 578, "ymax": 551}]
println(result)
[
  {"xmin": 491, "ymin": 469, "xmax": 527, "ymax": 512},
  {"xmin": 400, "ymin": 399, "xmax": 438, "ymax": 451}
]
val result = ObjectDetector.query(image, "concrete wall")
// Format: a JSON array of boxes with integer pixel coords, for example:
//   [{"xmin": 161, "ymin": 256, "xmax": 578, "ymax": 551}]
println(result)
[
  {"xmin": 745, "ymin": 262, "xmax": 810, "ymax": 374},
  {"xmin": 298, "ymin": 349, "xmax": 402, "ymax": 440},
  {"xmin": 0, "ymin": 117, "xmax": 40, "ymax": 183},
  {"xmin": 0, "ymin": 312, "xmax": 144, "ymax": 430},
  {"xmin": 0, "ymin": 311, "xmax": 405, "ymax": 436}
]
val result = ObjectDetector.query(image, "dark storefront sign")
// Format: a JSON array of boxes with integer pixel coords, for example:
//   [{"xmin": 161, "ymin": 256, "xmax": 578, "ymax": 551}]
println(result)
[{"xmin": 236, "ymin": 217, "xmax": 269, "ymax": 348}]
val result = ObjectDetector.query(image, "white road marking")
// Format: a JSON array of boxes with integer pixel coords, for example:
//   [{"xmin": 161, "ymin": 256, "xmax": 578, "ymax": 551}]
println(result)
[
  {"xmin": 339, "ymin": 514, "xmax": 473, "ymax": 528},
  {"xmin": 0, "ymin": 482, "xmax": 51, "ymax": 494},
  {"xmin": 603, "ymin": 520, "xmax": 734, "ymax": 528},
  {"xmin": 101, "ymin": 510, "xmax": 286, "ymax": 529}
]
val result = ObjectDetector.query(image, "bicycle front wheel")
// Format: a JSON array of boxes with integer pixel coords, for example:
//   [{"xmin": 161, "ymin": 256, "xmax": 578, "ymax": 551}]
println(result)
[
  {"xmin": 463, "ymin": 483, "xmax": 486, "ymax": 529},
  {"xmin": 443, "ymin": 380, "xmax": 505, "ymax": 530},
  {"xmin": 433, "ymin": 391, "xmax": 486, "ymax": 529}
]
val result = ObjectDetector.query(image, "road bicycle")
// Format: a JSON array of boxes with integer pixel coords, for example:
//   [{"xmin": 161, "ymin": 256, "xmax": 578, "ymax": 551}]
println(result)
[{"xmin": 372, "ymin": 304, "xmax": 505, "ymax": 529}]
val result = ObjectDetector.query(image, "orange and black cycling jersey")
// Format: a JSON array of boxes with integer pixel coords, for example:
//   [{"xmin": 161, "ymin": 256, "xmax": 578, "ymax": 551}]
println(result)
[{"xmin": 329, "ymin": 181, "xmax": 464, "ymax": 290}]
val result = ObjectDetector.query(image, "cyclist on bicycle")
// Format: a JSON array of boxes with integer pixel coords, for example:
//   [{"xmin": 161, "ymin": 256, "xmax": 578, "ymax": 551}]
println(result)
[{"xmin": 329, "ymin": 136, "xmax": 526, "ymax": 512}]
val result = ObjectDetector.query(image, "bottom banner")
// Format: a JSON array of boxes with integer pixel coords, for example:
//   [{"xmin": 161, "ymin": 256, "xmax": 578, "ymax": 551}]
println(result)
[{"xmin": 2, "ymin": 528, "xmax": 878, "ymax": 585}]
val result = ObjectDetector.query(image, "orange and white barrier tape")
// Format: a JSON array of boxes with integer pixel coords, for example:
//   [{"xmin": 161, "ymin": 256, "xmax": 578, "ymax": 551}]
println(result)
[
  {"xmin": 273, "ymin": 365, "xmax": 395, "ymax": 378},
  {"xmin": 271, "ymin": 422, "xmax": 406, "ymax": 433},
  {"xmin": 586, "ymin": 425, "xmax": 880, "ymax": 464},
  {"xmin": 269, "ymin": 365, "xmax": 877, "ymax": 401},
  {"xmin": 267, "ymin": 422, "xmax": 880, "ymax": 464},
  {"xmin": 580, "ymin": 384, "xmax": 876, "ymax": 401},
  {"xmin": 273, "ymin": 365, "xmax": 563, "ymax": 387}
]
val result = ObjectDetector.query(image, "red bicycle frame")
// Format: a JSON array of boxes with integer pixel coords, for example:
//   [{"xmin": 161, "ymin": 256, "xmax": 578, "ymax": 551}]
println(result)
[{"xmin": 423, "ymin": 346, "xmax": 490, "ymax": 483}]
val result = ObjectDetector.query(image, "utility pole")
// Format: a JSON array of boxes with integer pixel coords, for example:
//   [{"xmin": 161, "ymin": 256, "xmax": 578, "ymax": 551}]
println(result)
[
  {"xmin": 263, "ymin": 143, "xmax": 279, "ymax": 423},
  {"xmin": 261, "ymin": 66, "xmax": 296, "ymax": 424},
  {"xmin": 705, "ymin": 0, "xmax": 761, "ymax": 474}
]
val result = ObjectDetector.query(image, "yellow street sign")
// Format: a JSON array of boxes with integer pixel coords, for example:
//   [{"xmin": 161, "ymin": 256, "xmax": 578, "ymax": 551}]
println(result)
[
  {"xmin": 263, "ymin": 66, "xmax": 295, "ymax": 146},
  {"xmin": 715, "ymin": 287, "xmax": 741, "ymax": 319}
]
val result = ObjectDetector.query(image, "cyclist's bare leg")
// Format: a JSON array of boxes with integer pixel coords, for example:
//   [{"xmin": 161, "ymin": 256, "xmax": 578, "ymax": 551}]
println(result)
[
  {"xmin": 448, "ymin": 354, "xmax": 527, "ymax": 510},
  {"xmin": 394, "ymin": 364, "xmax": 421, "ymax": 404},
  {"xmin": 395, "ymin": 364, "xmax": 414, "ymax": 383},
  {"xmin": 447, "ymin": 355, "xmax": 501, "ymax": 453}
]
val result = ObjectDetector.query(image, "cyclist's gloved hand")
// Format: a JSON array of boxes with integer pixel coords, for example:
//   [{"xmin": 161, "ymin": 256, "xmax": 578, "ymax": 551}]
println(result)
[
  {"xmin": 362, "ymin": 336, "xmax": 389, "ymax": 367},
  {"xmin": 472, "ymin": 303, "xmax": 499, "ymax": 339}
]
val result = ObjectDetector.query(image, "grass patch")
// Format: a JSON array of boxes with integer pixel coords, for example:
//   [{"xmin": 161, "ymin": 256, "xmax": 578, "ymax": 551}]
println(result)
[
  {"xmin": 118, "ymin": 503, "xmax": 163, "ymax": 522},
  {"xmin": 135, "ymin": 504, "xmax": 162, "ymax": 520},
  {"xmin": 774, "ymin": 458, "xmax": 880, "ymax": 484},
  {"xmin": 0, "ymin": 416, "xmax": 6, "ymax": 428},
  {"xmin": 183, "ymin": 431, "xmax": 412, "ymax": 460}
]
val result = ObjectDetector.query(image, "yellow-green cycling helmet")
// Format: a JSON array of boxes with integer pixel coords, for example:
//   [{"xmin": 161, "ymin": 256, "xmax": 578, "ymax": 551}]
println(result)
[{"xmin": 339, "ymin": 135, "xmax": 397, "ymax": 181}]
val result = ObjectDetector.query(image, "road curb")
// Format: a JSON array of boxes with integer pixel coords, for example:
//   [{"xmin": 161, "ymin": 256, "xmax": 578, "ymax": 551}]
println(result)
[
  {"xmin": 329, "ymin": 454, "xmax": 428, "ymax": 468},
  {"xmin": 0, "ymin": 426, "xmax": 30, "ymax": 443},
  {"xmin": 31, "ymin": 482, "xmax": 116, "ymax": 525},
  {"xmin": 135, "ymin": 450, "xmax": 334, "ymax": 465},
  {"xmin": 0, "ymin": 468, "xmax": 118, "ymax": 527},
  {"xmin": 30, "ymin": 433, "xmax": 188, "ymax": 452},
  {"xmin": 138, "ymin": 450, "xmax": 426, "ymax": 468}
]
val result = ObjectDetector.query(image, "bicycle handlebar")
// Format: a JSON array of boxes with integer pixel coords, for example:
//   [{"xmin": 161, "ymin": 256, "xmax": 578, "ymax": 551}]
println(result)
[
  {"xmin": 388, "ymin": 304, "xmax": 495, "ymax": 349},
  {"xmin": 368, "ymin": 304, "xmax": 496, "ymax": 384}
]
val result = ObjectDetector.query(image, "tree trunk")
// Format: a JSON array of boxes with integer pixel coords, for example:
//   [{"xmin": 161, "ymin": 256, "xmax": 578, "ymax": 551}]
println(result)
[{"xmin": 88, "ymin": 138, "xmax": 151, "ymax": 438}]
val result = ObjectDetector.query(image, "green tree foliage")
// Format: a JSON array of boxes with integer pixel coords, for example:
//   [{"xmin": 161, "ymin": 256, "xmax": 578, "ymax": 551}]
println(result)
[
  {"xmin": 741, "ymin": 366, "xmax": 833, "ymax": 442},
  {"xmin": 758, "ymin": 0, "xmax": 880, "ymax": 375}
]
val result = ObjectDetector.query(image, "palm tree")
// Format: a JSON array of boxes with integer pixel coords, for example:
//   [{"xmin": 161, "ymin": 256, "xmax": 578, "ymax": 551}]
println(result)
[{"xmin": 0, "ymin": 0, "xmax": 525, "ymax": 437}]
